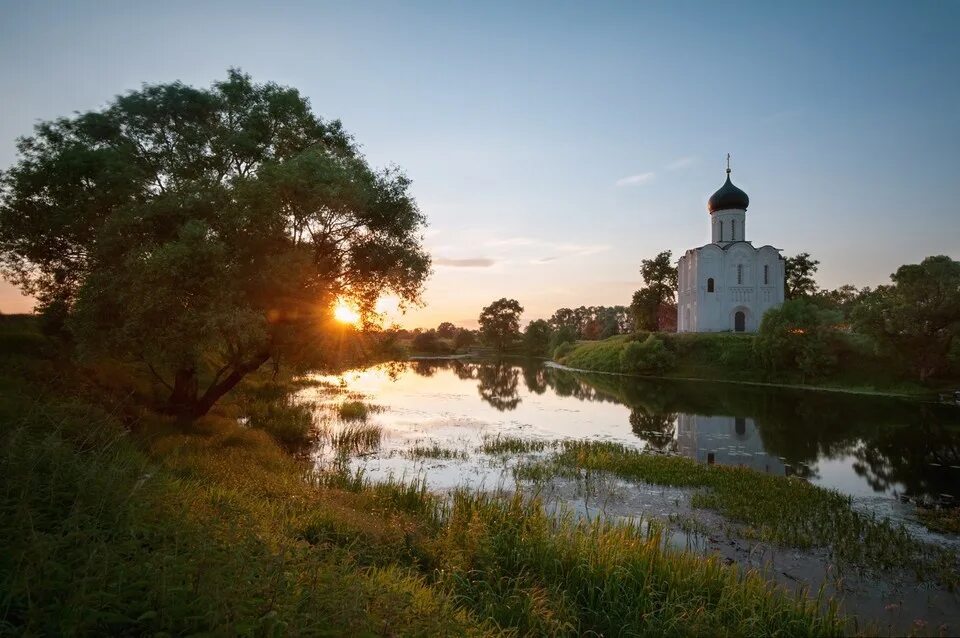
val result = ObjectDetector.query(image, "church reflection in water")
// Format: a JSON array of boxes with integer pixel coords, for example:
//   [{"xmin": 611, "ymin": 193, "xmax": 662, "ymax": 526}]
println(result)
[{"xmin": 676, "ymin": 414, "xmax": 790, "ymax": 476}]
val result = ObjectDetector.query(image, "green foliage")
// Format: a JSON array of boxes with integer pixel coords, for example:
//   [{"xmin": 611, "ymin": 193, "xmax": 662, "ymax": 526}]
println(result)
[
  {"xmin": 784, "ymin": 252, "xmax": 820, "ymax": 299},
  {"xmin": 630, "ymin": 251, "xmax": 678, "ymax": 331},
  {"xmin": 553, "ymin": 341, "xmax": 575, "ymax": 361},
  {"xmin": 548, "ymin": 306, "xmax": 633, "ymax": 340},
  {"xmin": 619, "ymin": 334, "xmax": 676, "ymax": 374},
  {"xmin": 0, "ymin": 70, "xmax": 430, "ymax": 418},
  {"xmin": 436, "ymin": 322, "xmax": 457, "ymax": 338},
  {"xmin": 548, "ymin": 324, "xmax": 578, "ymax": 351},
  {"xmin": 852, "ymin": 255, "xmax": 960, "ymax": 381},
  {"xmin": 522, "ymin": 318, "xmax": 552, "ymax": 355},
  {"xmin": 453, "ymin": 328, "xmax": 476, "ymax": 350},
  {"xmin": 411, "ymin": 329, "xmax": 451, "ymax": 354},
  {"xmin": 756, "ymin": 299, "xmax": 842, "ymax": 382},
  {"xmin": 478, "ymin": 298, "xmax": 523, "ymax": 351}
]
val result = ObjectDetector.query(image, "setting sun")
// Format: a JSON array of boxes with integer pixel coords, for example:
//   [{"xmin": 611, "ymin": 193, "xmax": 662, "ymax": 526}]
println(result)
[{"xmin": 333, "ymin": 300, "xmax": 361, "ymax": 325}]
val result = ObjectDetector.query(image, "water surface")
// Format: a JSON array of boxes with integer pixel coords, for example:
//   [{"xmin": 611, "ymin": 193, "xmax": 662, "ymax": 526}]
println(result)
[{"xmin": 299, "ymin": 358, "xmax": 960, "ymax": 521}]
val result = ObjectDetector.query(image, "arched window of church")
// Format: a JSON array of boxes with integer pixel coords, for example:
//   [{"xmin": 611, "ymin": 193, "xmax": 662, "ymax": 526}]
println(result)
[
  {"xmin": 764, "ymin": 264, "xmax": 769, "ymax": 285},
  {"xmin": 737, "ymin": 264, "xmax": 743, "ymax": 285},
  {"xmin": 731, "ymin": 219, "xmax": 736, "ymax": 241},
  {"xmin": 707, "ymin": 277, "xmax": 714, "ymax": 293}
]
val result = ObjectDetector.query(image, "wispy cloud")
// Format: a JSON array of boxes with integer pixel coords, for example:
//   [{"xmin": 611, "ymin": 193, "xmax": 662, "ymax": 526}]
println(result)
[
  {"xmin": 434, "ymin": 257, "xmax": 496, "ymax": 268},
  {"xmin": 615, "ymin": 171, "xmax": 655, "ymax": 187},
  {"xmin": 665, "ymin": 156, "xmax": 697, "ymax": 171}
]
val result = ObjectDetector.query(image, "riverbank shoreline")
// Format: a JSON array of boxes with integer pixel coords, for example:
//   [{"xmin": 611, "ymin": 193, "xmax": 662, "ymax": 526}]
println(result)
[
  {"xmin": 545, "ymin": 359, "xmax": 953, "ymax": 403},
  {"xmin": 551, "ymin": 333, "xmax": 959, "ymax": 403}
]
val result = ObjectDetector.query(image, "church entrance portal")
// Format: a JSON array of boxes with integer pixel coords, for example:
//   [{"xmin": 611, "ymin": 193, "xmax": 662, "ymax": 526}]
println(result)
[{"xmin": 734, "ymin": 311, "xmax": 746, "ymax": 332}]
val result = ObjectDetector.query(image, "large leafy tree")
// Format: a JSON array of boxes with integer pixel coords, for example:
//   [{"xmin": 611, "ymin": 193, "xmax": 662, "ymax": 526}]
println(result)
[
  {"xmin": 784, "ymin": 252, "xmax": 820, "ymax": 299},
  {"xmin": 0, "ymin": 70, "xmax": 430, "ymax": 417},
  {"xmin": 522, "ymin": 319, "xmax": 552, "ymax": 355},
  {"xmin": 630, "ymin": 251, "xmax": 677, "ymax": 331},
  {"xmin": 478, "ymin": 298, "xmax": 523, "ymax": 351},
  {"xmin": 851, "ymin": 255, "xmax": 960, "ymax": 381}
]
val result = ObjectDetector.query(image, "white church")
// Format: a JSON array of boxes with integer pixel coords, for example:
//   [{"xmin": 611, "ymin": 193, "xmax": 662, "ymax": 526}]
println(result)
[{"xmin": 677, "ymin": 159, "xmax": 785, "ymax": 333}]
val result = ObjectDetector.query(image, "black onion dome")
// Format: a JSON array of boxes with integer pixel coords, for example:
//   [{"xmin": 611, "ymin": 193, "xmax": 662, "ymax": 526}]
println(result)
[{"xmin": 707, "ymin": 174, "xmax": 749, "ymax": 213}]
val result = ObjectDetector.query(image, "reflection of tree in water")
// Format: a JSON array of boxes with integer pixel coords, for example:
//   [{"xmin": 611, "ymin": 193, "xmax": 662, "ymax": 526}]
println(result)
[
  {"xmin": 568, "ymin": 368, "xmax": 960, "ymax": 498},
  {"xmin": 477, "ymin": 361, "xmax": 521, "ymax": 411},
  {"xmin": 452, "ymin": 360, "xmax": 478, "ymax": 380},
  {"xmin": 521, "ymin": 361, "xmax": 548, "ymax": 395},
  {"xmin": 629, "ymin": 409, "xmax": 678, "ymax": 453},
  {"xmin": 410, "ymin": 360, "xmax": 439, "ymax": 377},
  {"xmin": 850, "ymin": 414, "xmax": 960, "ymax": 498}
]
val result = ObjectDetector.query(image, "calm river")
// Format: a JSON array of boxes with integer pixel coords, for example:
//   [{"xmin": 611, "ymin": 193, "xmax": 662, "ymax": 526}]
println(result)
[{"xmin": 299, "ymin": 358, "xmax": 960, "ymax": 530}]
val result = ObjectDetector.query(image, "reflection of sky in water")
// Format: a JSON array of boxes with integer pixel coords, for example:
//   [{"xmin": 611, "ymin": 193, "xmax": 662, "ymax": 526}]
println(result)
[{"xmin": 299, "ymin": 361, "xmax": 960, "ymax": 504}]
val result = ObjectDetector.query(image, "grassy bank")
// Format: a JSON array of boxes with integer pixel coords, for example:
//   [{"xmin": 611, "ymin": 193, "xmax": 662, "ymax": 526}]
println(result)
[
  {"xmin": 0, "ymin": 318, "xmax": 847, "ymax": 636},
  {"xmin": 556, "ymin": 332, "xmax": 941, "ymax": 397}
]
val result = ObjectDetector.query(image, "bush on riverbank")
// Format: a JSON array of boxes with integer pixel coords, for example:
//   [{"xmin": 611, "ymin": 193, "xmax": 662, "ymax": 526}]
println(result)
[{"xmin": 0, "ymin": 318, "xmax": 848, "ymax": 636}]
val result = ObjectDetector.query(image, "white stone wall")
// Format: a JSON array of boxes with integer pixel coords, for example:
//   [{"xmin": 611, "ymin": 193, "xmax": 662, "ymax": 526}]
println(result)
[{"xmin": 677, "ymin": 207, "xmax": 784, "ymax": 333}]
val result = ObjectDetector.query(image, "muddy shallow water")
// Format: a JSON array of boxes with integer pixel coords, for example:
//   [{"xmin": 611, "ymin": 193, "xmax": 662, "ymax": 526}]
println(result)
[{"xmin": 297, "ymin": 358, "xmax": 960, "ymax": 633}]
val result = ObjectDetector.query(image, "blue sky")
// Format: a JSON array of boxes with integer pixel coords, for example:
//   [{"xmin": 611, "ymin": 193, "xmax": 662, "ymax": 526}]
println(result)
[{"xmin": 1, "ymin": 1, "xmax": 958, "ymax": 327}]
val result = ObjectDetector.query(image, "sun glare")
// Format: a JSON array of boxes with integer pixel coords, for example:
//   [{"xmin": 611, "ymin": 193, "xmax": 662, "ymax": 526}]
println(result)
[{"xmin": 333, "ymin": 300, "xmax": 361, "ymax": 326}]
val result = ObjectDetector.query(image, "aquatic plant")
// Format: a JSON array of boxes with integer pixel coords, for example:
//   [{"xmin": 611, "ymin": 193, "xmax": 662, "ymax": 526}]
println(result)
[
  {"xmin": 338, "ymin": 400, "xmax": 372, "ymax": 420},
  {"xmin": 552, "ymin": 440, "xmax": 960, "ymax": 585},
  {"xmin": 404, "ymin": 445, "xmax": 468, "ymax": 460},
  {"xmin": 331, "ymin": 423, "xmax": 383, "ymax": 454},
  {"xmin": 480, "ymin": 434, "xmax": 551, "ymax": 455}
]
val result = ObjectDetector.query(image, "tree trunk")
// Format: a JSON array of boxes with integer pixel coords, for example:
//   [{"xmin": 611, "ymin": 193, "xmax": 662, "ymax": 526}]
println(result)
[
  {"xmin": 164, "ymin": 353, "xmax": 271, "ymax": 419},
  {"xmin": 167, "ymin": 367, "xmax": 199, "ymax": 417},
  {"xmin": 193, "ymin": 352, "xmax": 271, "ymax": 418}
]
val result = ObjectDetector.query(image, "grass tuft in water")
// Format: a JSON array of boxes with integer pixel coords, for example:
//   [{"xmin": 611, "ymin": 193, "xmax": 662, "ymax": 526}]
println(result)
[
  {"xmin": 404, "ymin": 444, "xmax": 468, "ymax": 460},
  {"xmin": 331, "ymin": 423, "xmax": 383, "ymax": 455},
  {"xmin": 338, "ymin": 400, "xmax": 372, "ymax": 420},
  {"xmin": 480, "ymin": 434, "xmax": 551, "ymax": 455}
]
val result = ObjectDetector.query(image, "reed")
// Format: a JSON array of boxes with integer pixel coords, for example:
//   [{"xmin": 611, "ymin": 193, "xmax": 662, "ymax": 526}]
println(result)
[
  {"xmin": 404, "ymin": 444, "xmax": 468, "ymax": 460},
  {"xmin": 330, "ymin": 422, "xmax": 383, "ymax": 454},
  {"xmin": 480, "ymin": 434, "xmax": 551, "ymax": 455}
]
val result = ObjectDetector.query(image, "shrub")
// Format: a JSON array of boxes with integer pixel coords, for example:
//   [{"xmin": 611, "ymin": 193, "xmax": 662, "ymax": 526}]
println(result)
[
  {"xmin": 619, "ymin": 334, "xmax": 676, "ymax": 375},
  {"xmin": 553, "ymin": 342, "xmax": 575, "ymax": 361},
  {"xmin": 756, "ymin": 299, "xmax": 841, "ymax": 382}
]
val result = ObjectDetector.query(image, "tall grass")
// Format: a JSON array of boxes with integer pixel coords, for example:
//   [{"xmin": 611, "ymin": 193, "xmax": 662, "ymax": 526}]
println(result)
[{"xmin": 429, "ymin": 489, "xmax": 844, "ymax": 637}]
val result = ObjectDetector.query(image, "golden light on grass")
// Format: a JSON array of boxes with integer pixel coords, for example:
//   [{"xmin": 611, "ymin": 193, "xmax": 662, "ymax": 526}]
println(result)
[{"xmin": 333, "ymin": 299, "xmax": 361, "ymax": 326}]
